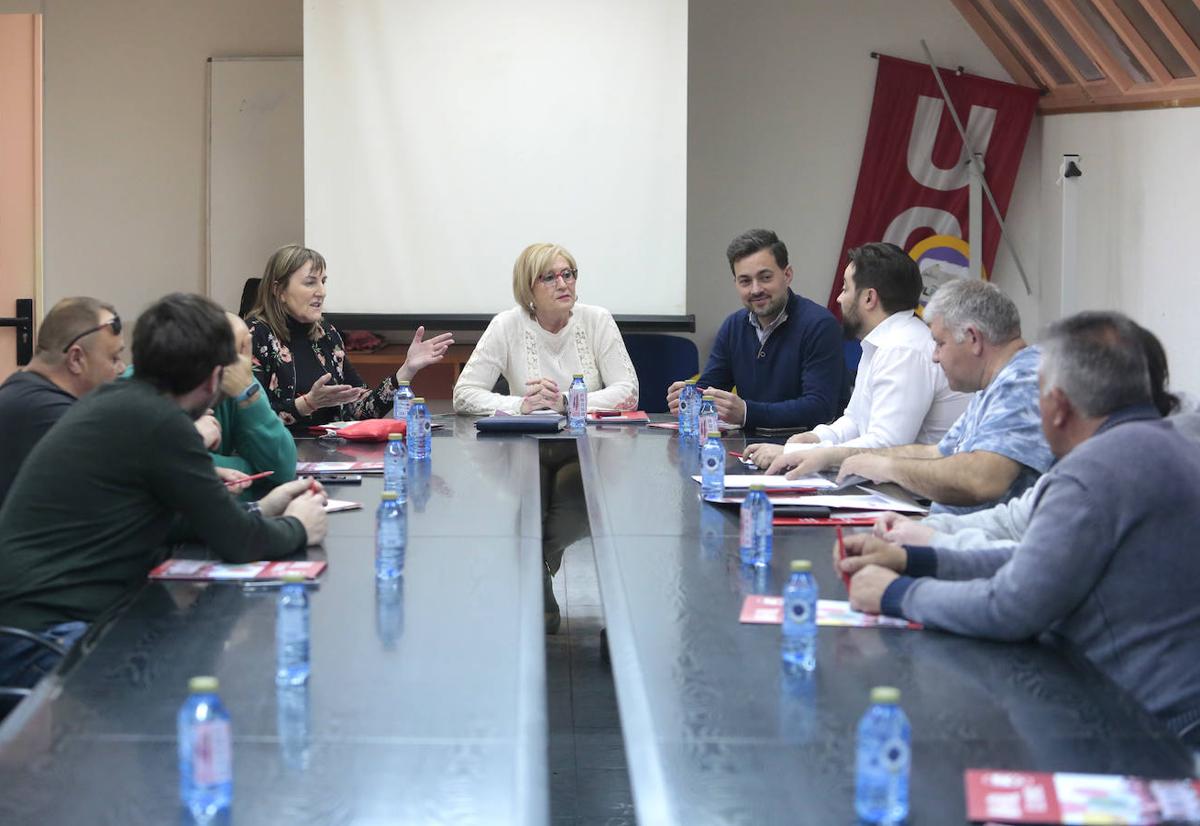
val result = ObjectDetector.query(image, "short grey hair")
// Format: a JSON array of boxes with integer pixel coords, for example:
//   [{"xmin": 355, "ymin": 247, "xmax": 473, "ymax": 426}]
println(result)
[
  {"xmin": 1040, "ymin": 311, "xmax": 1152, "ymax": 418},
  {"xmin": 924, "ymin": 278, "xmax": 1021, "ymax": 345}
]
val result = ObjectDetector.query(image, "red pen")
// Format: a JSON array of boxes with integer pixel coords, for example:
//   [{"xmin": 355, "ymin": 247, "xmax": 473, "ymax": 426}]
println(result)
[
  {"xmin": 224, "ymin": 470, "xmax": 274, "ymax": 487},
  {"xmin": 836, "ymin": 525, "xmax": 851, "ymax": 592},
  {"xmin": 728, "ymin": 451, "xmax": 743, "ymax": 459}
]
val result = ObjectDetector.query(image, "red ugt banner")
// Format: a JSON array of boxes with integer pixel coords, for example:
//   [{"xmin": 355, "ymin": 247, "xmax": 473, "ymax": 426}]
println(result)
[{"xmin": 827, "ymin": 55, "xmax": 1039, "ymax": 317}]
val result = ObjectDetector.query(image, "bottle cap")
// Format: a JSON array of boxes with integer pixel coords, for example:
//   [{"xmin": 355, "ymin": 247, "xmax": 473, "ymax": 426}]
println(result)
[
  {"xmin": 702, "ymin": 394, "xmax": 715, "ymax": 401},
  {"xmin": 398, "ymin": 380, "xmax": 411, "ymax": 386},
  {"xmin": 388, "ymin": 433, "xmax": 404, "ymax": 441},
  {"xmin": 707, "ymin": 432, "xmax": 721, "ymax": 441},
  {"xmin": 413, "ymin": 397, "xmax": 426, "ymax": 404},
  {"xmin": 381, "ymin": 491, "xmax": 398, "ymax": 501},
  {"xmin": 282, "ymin": 571, "xmax": 307, "ymax": 584},
  {"xmin": 188, "ymin": 676, "xmax": 219, "ymax": 693},
  {"xmin": 573, "ymin": 373, "xmax": 584, "ymax": 379},
  {"xmin": 870, "ymin": 686, "xmax": 901, "ymax": 704},
  {"xmin": 790, "ymin": 559, "xmax": 812, "ymax": 572},
  {"xmin": 748, "ymin": 483, "xmax": 766, "ymax": 491},
  {"xmin": 685, "ymin": 378, "xmax": 697, "ymax": 385}
]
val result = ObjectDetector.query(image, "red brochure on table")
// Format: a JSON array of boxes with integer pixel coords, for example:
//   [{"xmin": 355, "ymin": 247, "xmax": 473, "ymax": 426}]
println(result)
[
  {"xmin": 965, "ymin": 768, "xmax": 1200, "ymax": 824},
  {"xmin": 587, "ymin": 410, "xmax": 650, "ymax": 423},
  {"xmin": 738, "ymin": 596, "xmax": 921, "ymax": 629},
  {"xmin": 149, "ymin": 559, "xmax": 327, "ymax": 581}
]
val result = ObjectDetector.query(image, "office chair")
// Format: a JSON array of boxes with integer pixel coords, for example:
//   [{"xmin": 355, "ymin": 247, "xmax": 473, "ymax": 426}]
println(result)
[
  {"xmin": 621, "ymin": 334, "xmax": 699, "ymax": 414},
  {"xmin": 239, "ymin": 277, "xmax": 262, "ymax": 318},
  {"xmin": 0, "ymin": 626, "xmax": 68, "ymax": 721}
]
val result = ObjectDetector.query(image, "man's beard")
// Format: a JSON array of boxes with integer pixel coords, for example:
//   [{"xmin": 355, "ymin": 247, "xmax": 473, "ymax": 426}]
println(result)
[{"xmin": 841, "ymin": 308, "xmax": 863, "ymax": 340}]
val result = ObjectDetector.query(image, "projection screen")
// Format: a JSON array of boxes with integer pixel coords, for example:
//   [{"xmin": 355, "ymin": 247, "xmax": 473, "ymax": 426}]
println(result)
[{"xmin": 304, "ymin": 0, "xmax": 688, "ymax": 318}]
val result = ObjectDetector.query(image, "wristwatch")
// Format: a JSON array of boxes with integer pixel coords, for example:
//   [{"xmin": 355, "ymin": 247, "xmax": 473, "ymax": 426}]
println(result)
[{"xmin": 234, "ymin": 382, "xmax": 260, "ymax": 405}]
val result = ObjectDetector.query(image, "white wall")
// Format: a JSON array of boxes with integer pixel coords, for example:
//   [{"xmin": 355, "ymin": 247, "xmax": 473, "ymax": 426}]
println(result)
[
  {"xmin": 1036, "ymin": 108, "xmax": 1200, "ymax": 395},
  {"xmin": 686, "ymin": 0, "xmax": 1040, "ymax": 359},
  {"xmin": 4, "ymin": 0, "xmax": 1050, "ymax": 365},
  {"xmin": 23, "ymin": 0, "xmax": 301, "ymax": 321}
]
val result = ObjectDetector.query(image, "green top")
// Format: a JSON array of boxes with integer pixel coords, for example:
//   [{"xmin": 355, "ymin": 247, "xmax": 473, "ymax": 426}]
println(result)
[
  {"xmin": 210, "ymin": 378, "xmax": 298, "ymax": 488},
  {"xmin": 0, "ymin": 379, "xmax": 307, "ymax": 632},
  {"xmin": 790, "ymin": 559, "xmax": 812, "ymax": 572},
  {"xmin": 870, "ymin": 686, "xmax": 901, "ymax": 705},
  {"xmin": 121, "ymin": 366, "xmax": 296, "ymax": 495}
]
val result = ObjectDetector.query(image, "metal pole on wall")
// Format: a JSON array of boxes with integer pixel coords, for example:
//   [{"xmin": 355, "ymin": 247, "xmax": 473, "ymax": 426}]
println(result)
[
  {"xmin": 920, "ymin": 39, "xmax": 1032, "ymax": 296},
  {"xmin": 969, "ymin": 152, "xmax": 984, "ymax": 280},
  {"xmin": 1058, "ymin": 155, "xmax": 1082, "ymax": 317}
]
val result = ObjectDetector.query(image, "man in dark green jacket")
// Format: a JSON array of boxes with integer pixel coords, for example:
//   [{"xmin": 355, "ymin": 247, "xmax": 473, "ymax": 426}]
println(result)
[{"xmin": 0, "ymin": 293, "xmax": 326, "ymax": 687}]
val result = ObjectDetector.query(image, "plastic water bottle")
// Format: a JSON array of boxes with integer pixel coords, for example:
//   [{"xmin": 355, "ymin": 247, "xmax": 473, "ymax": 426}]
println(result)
[
  {"xmin": 376, "ymin": 490, "xmax": 406, "ymax": 580},
  {"xmin": 178, "ymin": 675, "xmax": 233, "ymax": 820},
  {"xmin": 406, "ymin": 397, "xmax": 431, "ymax": 459},
  {"xmin": 700, "ymin": 433, "xmax": 725, "ymax": 500},
  {"xmin": 855, "ymin": 686, "xmax": 911, "ymax": 825},
  {"xmin": 392, "ymin": 380, "xmax": 414, "ymax": 421},
  {"xmin": 698, "ymin": 394, "xmax": 719, "ymax": 440},
  {"xmin": 384, "ymin": 432, "xmax": 408, "ymax": 501},
  {"xmin": 568, "ymin": 374, "xmax": 587, "ymax": 431},
  {"xmin": 275, "ymin": 572, "xmax": 310, "ymax": 686},
  {"xmin": 739, "ymin": 484, "xmax": 773, "ymax": 567},
  {"xmin": 678, "ymin": 379, "xmax": 699, "ymax": 435},
  {"xmin": 781, "ymin": 559, "xmax": 818, "ymax": 673}
]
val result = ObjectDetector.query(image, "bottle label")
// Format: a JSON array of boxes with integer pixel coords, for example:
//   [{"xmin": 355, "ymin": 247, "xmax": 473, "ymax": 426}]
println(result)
[
  {"xmin": 879, "ymin": 736, "xmax": 910, "ymax": 774},
  {"xmin": 702, "ymin": 454, "xmax": 720, "ymax": 472},
  {"xmin": 740, "ymin": 506, "xmax": 753, "ymax": 547},
  {"xmin": 191, "ymin": 719, "xmax": 232, "ymax": 786}
]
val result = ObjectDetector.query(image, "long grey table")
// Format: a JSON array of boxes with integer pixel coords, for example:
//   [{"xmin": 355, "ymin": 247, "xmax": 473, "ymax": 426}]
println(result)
[
  {"xmin": 0, "ymin": 417, "xmax": 1193, "ymax": 825},
  {"xmin": 575, "ymin": 423, "xmax": 1196, "ymax": 824},
  {"xmin": 0, "ymin": 422, "xmax": 548, "ymax": 825}
]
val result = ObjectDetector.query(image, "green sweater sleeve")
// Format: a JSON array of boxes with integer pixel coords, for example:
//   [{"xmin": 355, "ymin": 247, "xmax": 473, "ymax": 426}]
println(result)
[
  {"xmin": 144, "ymin": 412, "xmax": 306, "ymax": 563},
  {"xmin": 212, "ymin": 380, "xmax": 298, "ymax": 484}
]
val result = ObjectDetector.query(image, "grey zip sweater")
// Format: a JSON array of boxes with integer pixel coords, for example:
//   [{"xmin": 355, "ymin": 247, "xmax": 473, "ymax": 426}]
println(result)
[{"xmin": 882, "ymin": 405, "xmax": 1200, "ymax": 735}]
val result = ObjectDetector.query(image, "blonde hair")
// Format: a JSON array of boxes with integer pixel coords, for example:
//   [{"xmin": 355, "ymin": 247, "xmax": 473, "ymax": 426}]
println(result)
[
  {"xmin": 511, "ymin": 243, "xmax": 577, "ymax": 314},
  {"xmin": 245, "ymin": 245, "xmax": 327, "ymax": 342}
]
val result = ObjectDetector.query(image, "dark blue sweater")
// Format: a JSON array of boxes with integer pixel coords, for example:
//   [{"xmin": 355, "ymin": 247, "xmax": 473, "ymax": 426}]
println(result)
[{"xmin": 698, "ymin": 290, "xmax": 844, "ymax": 429}]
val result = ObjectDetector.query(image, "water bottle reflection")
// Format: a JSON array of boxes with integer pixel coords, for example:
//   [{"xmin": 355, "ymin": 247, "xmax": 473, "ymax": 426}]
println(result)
[
  {"xmin": 276, "ymin": 682, "xmax": 311, "ymax": 771},
  {"xmin": 375, "ymin": 575, "xmax": 406, "ymax": 649}
]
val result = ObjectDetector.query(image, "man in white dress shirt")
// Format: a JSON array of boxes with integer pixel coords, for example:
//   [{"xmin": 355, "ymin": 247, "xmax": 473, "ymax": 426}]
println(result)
[{"xmin": 746, "ymin": 243, "xmax": 969, "ymax": 470}]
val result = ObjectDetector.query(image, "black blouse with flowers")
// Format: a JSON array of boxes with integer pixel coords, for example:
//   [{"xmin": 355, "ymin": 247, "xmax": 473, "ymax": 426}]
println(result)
[{"xmin": 248, "ymin": 314, "xmax": 395, "ymax": 428}]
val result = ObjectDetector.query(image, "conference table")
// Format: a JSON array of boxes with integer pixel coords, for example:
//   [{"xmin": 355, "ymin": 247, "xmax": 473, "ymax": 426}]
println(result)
[{"xmin": 0, "ymin": 415, "xmax": 1194, "ymax": 824}]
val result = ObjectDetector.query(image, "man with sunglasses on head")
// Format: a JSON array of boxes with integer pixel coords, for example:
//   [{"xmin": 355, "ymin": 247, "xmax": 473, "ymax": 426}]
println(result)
[
  {"xmin": 0, "ymin": 297, "xmax": 126, "ymax": 506},
  {"xmin": 0, "ymin": 293, "xmax": 327, "ymax": 689}
]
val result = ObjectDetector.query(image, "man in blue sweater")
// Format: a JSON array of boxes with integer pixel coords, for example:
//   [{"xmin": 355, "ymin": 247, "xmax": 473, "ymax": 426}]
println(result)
[
  {"xmin": 840, "ymin": 311, "xmax": 1200, "ymax": 744},
  {"xmin": 667, "ymin": 229, "xmax": 843, "ymax": 430}
]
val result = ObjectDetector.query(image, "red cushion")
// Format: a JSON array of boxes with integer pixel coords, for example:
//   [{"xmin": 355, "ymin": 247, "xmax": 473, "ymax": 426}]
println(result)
[{"xmin": 309, "ymin": 418, "xmax": 406, "ymax": 442}]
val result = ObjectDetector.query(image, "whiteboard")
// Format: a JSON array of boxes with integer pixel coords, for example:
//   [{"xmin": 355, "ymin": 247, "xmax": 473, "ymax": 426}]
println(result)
[{"xmin": 206, "ymin": 56, "xmax": 303, "ymax": 315}]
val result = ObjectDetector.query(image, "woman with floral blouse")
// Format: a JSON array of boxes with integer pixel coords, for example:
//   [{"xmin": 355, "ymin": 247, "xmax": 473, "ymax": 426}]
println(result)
[{"xmin": 246, "ymin": 245, "xmax": 453, "ymax": 429}]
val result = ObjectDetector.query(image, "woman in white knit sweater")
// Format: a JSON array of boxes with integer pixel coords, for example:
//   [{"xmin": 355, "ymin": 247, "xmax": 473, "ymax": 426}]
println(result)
[
  {"xmin": 453, "ymin": 243, "xmax": 639, "ymax": 633},
  {"xmin": 452, "ymin": 243, "xmax": 638, "ymax": 416}
]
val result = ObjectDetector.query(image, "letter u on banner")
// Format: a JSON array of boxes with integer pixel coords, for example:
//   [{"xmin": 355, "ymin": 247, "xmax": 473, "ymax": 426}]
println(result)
[{"xmin": 827, "ymin": 55, "xmax": 1038, "ymax": 319}]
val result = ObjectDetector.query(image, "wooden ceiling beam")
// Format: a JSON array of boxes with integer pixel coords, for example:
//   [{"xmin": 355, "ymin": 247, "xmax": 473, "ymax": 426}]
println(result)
[
  {"xmin": 1011, "ymin": 0, "xmax": 1100, "ymax": 95},
  {"xmin": 977, "ymin": 0, "xmax": 1072, "ymax": 86},
  {"xmin": 1141, "ymin": 0, "xmax": 1200, "ymax": 77},
  {"xmin": 1091, "ymin": 0, "xmax": 1174, "ymax": 83},
  {"xmin": 948, "ymin": 0, "xmax": 1043, "ymax": 88},
  {"xmin": 1051, "ymin": 0, "xmax": 1138, "ymax": 91}
]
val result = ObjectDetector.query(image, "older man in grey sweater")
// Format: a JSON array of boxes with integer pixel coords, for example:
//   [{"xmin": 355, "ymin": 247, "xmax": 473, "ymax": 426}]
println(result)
[{"xmin": 840, "ymin": 312, "xmax": 1200, "ymax": 744}]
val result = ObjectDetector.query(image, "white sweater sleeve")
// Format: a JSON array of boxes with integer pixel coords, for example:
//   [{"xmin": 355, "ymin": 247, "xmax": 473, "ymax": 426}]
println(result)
[
  {"xmin": 452, "ymin": 315, "xmax": 525, "ymax": 416},
  {"xmin": 582, "ymin": 310, "xmax": 640, "ymax": 410}
]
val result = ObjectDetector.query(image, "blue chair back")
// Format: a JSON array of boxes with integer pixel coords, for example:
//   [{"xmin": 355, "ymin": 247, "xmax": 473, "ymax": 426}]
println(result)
[{"xmin": 622, "ymin": 334, "xmax": 700, "ymax": 413}]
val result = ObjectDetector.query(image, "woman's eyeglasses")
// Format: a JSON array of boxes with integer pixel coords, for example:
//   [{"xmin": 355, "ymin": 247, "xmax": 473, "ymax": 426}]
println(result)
[
  {"xmin": 536, "ymin": 268, "xmax": 579, "ymax": 286},
  {"xmin": 62, "ymin": 315, "xmax": 122, "ymax": 353}
]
